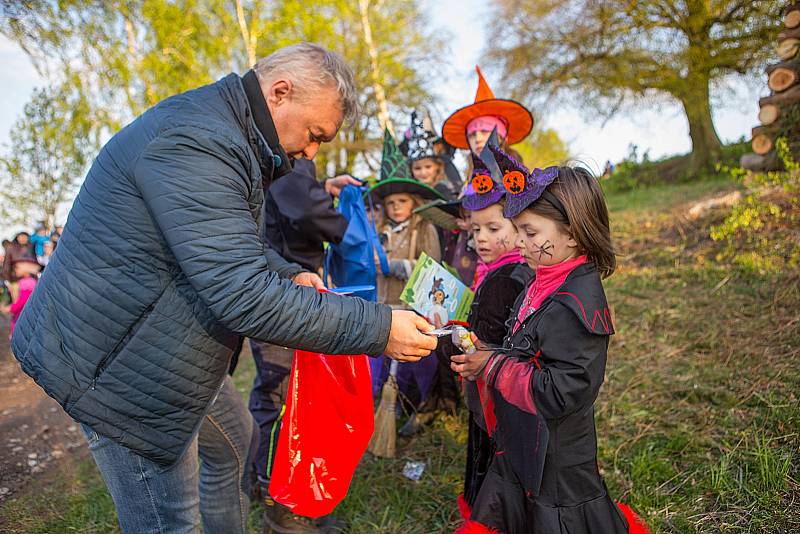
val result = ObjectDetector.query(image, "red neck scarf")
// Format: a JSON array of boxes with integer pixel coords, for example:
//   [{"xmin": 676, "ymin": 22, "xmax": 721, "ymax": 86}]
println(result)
[{"xmin": 515, "ymin": 255, "xmax": 588, "ymax": 330}]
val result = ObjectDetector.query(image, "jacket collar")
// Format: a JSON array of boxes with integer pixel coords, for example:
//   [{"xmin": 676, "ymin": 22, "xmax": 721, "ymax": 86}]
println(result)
[
  {"xmin": 513, "ymin": 262, "xmax": 615, "ymax": 336},
  {"xmin": 549, "ymin": 262, "xmax": 614, "ymax": 335},
  {"xmin": 240, "ymin": 70, "xmax": 293, "ymax": 180}
]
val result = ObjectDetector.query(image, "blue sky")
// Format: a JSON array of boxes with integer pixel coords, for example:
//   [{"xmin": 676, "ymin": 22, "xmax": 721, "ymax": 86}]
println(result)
[{"xmin": 0, "ymin": 0, "xmax": 762, "ymax": 232}]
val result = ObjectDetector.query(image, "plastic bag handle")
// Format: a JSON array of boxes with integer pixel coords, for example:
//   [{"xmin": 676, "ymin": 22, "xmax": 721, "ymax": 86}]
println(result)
[{"xmin": 366, "ymin": 187, "xmax": 390, "ymax": 276}]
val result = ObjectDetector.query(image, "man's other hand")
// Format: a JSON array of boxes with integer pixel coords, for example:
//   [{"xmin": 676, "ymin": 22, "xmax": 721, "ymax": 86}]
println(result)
[
  {"xmin": 324, "ymin": 174, "xmax": 362, "ymax": 198},
  {"xmin": 291, "ymin": 271, "xmax": 325, "ymax": 290}
]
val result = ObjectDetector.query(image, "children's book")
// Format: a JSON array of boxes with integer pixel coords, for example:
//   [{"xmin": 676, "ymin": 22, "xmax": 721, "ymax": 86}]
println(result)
[{"xmin": 400, "ymin": 252, "xmax": 474, "ymax": 326}]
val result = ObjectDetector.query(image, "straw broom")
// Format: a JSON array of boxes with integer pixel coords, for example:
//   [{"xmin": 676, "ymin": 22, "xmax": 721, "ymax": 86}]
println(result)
[{"xmin": 368, "ymin": 359, "xmax": 399, "ymax": 458}]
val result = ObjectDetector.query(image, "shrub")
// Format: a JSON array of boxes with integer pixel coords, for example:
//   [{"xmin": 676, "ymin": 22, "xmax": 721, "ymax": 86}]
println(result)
[{"xmin": 710, "ymin": 138, "xmax": 800, "ymax": 274}]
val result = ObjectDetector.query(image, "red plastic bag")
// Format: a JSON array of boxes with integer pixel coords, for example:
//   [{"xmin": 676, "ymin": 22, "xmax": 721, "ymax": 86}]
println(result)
[{"xmin": 268, "ymin": 348, "xmax": 374, "ymax": 517}]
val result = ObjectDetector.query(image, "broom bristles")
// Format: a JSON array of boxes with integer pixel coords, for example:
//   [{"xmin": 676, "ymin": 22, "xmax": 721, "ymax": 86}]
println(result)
[{"xmin": 368, "ymin": 375, "xmax": 398, "ymax": 458}]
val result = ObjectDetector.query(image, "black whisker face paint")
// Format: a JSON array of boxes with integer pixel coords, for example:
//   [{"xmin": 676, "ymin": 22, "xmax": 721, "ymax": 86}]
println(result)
[{"xmin": 534, "ymin": 240, "xmax": 554, "ymax": 261}]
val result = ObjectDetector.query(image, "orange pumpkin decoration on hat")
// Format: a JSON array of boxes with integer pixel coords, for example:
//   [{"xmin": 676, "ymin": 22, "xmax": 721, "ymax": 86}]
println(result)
[
  {"xmin": 442, "ymin": 66, "xmax": 533, "ymax": 150},
  {"xmin": 471, "ymin": 173, "xmax": 494, "ymax": 194},
  {"xmin": 503, "ymin": 170, "xmax": 526, "ymax": 195}
]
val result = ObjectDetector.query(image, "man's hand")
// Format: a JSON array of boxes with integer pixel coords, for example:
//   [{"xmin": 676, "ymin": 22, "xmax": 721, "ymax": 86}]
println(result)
[
  {"xmin": 385, "ymin": 310, "xmax": 437, "ymax": 362},
  {"xmin": 324, "ymin": 174, "xmax": 362, "ymax": 198},
  {"xmin": 291, "ymin": 271, "xmax": 325, "ymax": 290},
  {"xmin": 451, "ymin": 350, "xmax": 492, "ymax": 381}
]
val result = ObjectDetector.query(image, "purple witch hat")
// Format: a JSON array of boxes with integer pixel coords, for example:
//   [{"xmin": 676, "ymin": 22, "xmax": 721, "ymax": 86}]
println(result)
[
  {"xmin": 488, "ymin": 144, "xmax": 559, "ymax": 218},
  {"xmin": 462, "ymin": 129, "xmax": 505, "ymax": 211}
]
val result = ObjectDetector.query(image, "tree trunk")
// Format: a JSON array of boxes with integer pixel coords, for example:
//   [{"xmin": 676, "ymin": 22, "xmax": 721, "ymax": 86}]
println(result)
[
  {"xmin": 358, "ymin": 0, "xmax": 393, "ymax": 136},
  {"xmin": 679, "ymin": 78, "xmax": 723, "ymax": 172}
]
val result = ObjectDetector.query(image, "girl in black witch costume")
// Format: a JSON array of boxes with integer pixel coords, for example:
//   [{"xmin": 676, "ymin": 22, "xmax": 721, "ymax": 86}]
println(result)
[
  {"xmin": 451, "ymin": 146, "xmax": 649, "ymax": 534},
  {"xmin": 453, "ymin": 148, "xmax": 533, "ymax": 509}
]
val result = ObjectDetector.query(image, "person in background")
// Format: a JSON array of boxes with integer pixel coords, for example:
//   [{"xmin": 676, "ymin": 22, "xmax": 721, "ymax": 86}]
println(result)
[
  {"xmin": 403, "ymin": 111, "xmax": 458, "ymax": 200},
  {"xmin": 0, "ymin": 244, "xmax": 8, "ymax": 308},
  {"xmin": 371, "ymin": 130, "xmax": 444, "ymax": 308},
  {"xmin": 249, "ymin": 156, "xmax": 359, "ymax": 534},
  {"xmin": 30, "ymin": 226, "xmax": 50, "ymax": 257},
  {"xmin": 3, "ymin": 232, "xmax": 35, "ymax": 301},
  {"xmin": 603, "ymin": 160, "xmax": 615, "ymax": 178},
  {"xmin": 2, "ymin": 258, "xmax": 41, "ymax": 336},
  {"xmin": 37, "ymin": 240, "xmax": 54, "ymax": 269},
  {"xmin": 369, "ymin": 130, "xmax": 449, "ymax": 434},
  {"xmin": 436, "ymin": 65, "xmax": 533, "ymax": 289},
  {"xmin": 441, "ymin": 66, "xmax": 532, "ymax": 179},
  {"xmin": 50, "ymin": 227, "xmax": 62, "ymax": 250}
]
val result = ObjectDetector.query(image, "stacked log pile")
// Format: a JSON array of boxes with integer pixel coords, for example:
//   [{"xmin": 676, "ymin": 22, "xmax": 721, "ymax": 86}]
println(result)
[{"xmin": 743, "ymin": 2, "xmax": 800, "ymax": 172}]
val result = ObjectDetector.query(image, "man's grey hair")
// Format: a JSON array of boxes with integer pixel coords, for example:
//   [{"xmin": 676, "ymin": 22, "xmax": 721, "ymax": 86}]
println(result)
[{"xmin": 254, "ymin": 42, "xmax": 359, "ymax": 125}]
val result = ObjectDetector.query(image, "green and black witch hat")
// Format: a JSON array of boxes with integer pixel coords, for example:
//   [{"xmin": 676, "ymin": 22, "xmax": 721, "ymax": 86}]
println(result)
[{"xmin": 368, "ymin": 129, "xmax": 444, "ymax": 201}]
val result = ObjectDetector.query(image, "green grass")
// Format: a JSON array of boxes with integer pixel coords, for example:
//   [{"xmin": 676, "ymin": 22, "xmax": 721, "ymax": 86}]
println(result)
[
  {"xmin": 0, "ymin": 458, "xmax": 117, "ymax": 533},
  {"xmin": 603, "ymin": 176, "xmax": 741, "ymax": 214},
  {"xmin": 1, "ymin": 176, "xmax": 798, "ymax": 533}
]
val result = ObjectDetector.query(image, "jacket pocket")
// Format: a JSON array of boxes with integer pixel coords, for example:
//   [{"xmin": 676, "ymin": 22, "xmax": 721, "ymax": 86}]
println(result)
[{"xmin": 90, "ymin": 302, "xmax": 155, "ymax": 390}]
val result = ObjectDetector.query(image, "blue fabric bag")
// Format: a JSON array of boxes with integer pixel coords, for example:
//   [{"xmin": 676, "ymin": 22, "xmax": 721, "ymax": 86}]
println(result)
[{"xmin": 324, "ymin": 185, "xmax": 388, "ymax": 302}]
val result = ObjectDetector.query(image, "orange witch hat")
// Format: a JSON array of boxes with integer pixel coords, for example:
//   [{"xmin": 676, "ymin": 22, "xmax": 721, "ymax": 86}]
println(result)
[{"xmin": 441, "ymin": 66, "xmax": 533, "ymax": 149}]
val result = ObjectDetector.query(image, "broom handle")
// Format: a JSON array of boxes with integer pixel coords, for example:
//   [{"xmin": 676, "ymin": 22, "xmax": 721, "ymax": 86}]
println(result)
[{"xmin": 388, "ymin": 359, "xmax": 398, "ymax": 377}]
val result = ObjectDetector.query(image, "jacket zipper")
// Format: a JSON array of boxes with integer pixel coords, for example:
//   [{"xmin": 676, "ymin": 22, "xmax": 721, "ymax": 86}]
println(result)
[{"xmin": 91, "ymin": 303, "xmax": 154, "ymax": 390}]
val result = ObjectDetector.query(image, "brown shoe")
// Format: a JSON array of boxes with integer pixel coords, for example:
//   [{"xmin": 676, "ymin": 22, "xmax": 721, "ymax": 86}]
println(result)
[{"xmin": 262, "ymin": 501, "xmax": 321, "ymax": 534}]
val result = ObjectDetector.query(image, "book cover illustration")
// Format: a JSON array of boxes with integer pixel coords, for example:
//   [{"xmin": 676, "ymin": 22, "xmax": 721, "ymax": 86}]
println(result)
[{"xmin": 400, "ymin": 252, "xmax": 474, "ymax": 327}]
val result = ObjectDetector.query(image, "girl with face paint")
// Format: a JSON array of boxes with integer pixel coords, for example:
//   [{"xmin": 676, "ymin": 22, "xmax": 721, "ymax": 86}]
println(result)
[
  {"xmin": 451, "ymin": 148, "xmax": 649, "ymax": 534},
  {"xmin": 441, "ymin": 66, "xmax": 533, "ymax": 187}
]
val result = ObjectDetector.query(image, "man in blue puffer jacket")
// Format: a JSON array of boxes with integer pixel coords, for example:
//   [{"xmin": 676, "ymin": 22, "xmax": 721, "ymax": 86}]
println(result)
[{"xmin": 11, "ymin": 42, "xmax": 436, "ymax": 534}]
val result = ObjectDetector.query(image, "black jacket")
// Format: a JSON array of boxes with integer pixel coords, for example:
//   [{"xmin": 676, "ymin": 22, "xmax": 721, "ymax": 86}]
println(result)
[{"xmin": 262, "ymin": 158, "xmax": 348, "ymax": 272}]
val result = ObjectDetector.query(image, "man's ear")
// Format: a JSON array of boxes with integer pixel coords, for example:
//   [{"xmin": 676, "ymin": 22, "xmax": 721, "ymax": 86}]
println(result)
[{"xmin": 266, "ymin": 79, "xmax": 293, "ymax": 107}]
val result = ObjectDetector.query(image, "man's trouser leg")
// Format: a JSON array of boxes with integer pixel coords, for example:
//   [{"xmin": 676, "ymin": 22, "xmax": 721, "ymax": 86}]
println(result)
[
  {"xmin": 197, "ymin": 376, "xmax": 257, "ymax": 533},
  {"xmin": 82, "ymin": 376, "xmax": 256, "ymax": 534}
]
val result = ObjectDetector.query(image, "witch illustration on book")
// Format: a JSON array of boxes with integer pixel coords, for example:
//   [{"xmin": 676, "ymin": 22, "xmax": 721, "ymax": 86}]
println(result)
[{"xmin": 426, "ymin": 277, "xmax": 450, "ymax": 328}]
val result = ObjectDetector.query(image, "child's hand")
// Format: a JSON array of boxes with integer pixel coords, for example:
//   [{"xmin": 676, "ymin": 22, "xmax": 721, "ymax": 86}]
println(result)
[
  {"xmin": 388, "ymin": 259, "xmax": 412, "ymax": 280},
  {"xmin": 451, "ymin": 350, "xmax": 492, "ymax": 381},
  {"xmin": 0, "ymin": 305, "xmax": 10, "ymax": 314}
]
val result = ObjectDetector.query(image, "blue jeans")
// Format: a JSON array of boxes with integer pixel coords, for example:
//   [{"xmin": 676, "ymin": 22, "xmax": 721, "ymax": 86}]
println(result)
[{"xmin": 82, "ymin": 376, "xmax": 257, "ymax": 534}]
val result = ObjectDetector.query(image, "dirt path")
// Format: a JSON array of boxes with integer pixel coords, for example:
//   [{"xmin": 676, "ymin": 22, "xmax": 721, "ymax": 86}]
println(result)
[{"xmin": 0, "ymin": 316, "xmax": 89, "ymax": 503}]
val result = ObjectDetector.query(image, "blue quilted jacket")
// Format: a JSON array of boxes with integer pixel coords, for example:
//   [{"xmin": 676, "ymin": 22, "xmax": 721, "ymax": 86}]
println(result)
[{"xmin": 12, "ymin": 74, "xmax": 392, "ymax": 467}]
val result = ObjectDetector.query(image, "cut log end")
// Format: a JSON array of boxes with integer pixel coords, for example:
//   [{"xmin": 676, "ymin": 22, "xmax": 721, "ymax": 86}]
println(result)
[
  {"xmin": 758, "ymin": 104, "xmax": 780, "ymax": 125},
  {"xmin": 777, "ymin": 39, "xmax": 800, "ymax": 61},
  {"xmin": 741, "ymin": 152, "xmax": 782, "ymax": 173},
  {"xmin": 768, "ymin": 67, "xmax": 798, "ymax": 92},
  {"xmin": 786, "ymin": 10, "xmax": 800, "ymax": 29},
  {"xmin": 752, "ymin": 134, "xmax": 774, "ymax": 156}
]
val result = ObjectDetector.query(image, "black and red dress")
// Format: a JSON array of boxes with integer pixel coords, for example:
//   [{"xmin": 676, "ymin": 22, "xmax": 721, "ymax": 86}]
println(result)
[
  {"xmin": 436, "ymin": 260, "xmax": 532, "ymax": 497},
  {"xmin": 462, "ymin": 261, "xmax": 533, "ymax": 505},
  {"xmin": 458, "ymin": 260, "xmax": 635, "ymax": 534}
]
